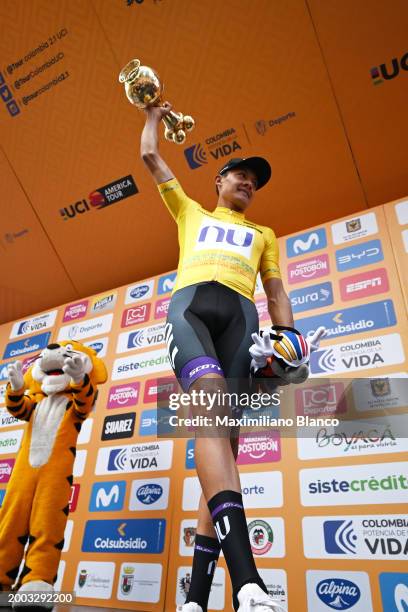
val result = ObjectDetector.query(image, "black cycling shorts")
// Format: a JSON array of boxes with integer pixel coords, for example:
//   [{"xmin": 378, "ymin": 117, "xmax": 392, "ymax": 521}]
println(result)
[{"xmin": 165, "ymin": 282, "xmax": 259, "ymax": 390}]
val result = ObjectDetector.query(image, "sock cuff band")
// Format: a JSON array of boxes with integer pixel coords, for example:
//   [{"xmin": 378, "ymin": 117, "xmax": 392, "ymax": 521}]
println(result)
[
  {"xmin": 194, "ymin": 533, "xmax": 221, "ymax": 553},
  {"xmin": 207, "ymin": 490, "xmax": 244, "ymax": 518}
]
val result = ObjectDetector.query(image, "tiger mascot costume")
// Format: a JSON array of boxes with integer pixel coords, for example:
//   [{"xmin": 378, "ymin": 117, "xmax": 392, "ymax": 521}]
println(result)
[{"xmin": 0, "ymin": 340, "xmax": 107, "ymax": 609}]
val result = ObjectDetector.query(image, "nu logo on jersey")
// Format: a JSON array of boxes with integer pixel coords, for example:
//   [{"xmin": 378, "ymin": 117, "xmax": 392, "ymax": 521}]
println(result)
[
  {"xmin": 316, "ymin": 578, "xmax": 360, "ymax": 609},
  {"xmin": 89, "ymin": 481, "xmax": 126, "ymax": 511},
  {"xmin": 196, "ymin": 220, "xmax": 255, "ymax": 259},
  {"xmin": 184, "ymin": 143, "xmax": 208, "ymax": 169},
  {"xmin": 324, "ymin": 520, "xmax": 358, "ymax": 555},
  {"xmin": 286, "ymin": 228, "xmax": 327, "ymax": 258}
]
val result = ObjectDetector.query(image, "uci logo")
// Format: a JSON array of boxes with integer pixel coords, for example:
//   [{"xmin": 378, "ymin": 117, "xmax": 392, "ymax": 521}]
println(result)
[
  {"xmin": 195, "ymin": 221, "xmax": 255, "ymax": 259},
  {"xmin": 371, "ymin": 50, "xmax": 408, "ymax": 85}
]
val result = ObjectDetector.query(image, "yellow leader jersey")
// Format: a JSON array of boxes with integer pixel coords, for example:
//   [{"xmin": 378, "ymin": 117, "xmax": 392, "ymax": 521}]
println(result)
[{"xmin": 158, "ymin": 178, "xmax": 281, "ymax": 302}]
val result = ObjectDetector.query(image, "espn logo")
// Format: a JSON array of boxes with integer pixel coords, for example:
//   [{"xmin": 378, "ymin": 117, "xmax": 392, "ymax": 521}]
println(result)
[{"xmin": 340, "ymin": 268, "xmax": 389, "ymax": 301}]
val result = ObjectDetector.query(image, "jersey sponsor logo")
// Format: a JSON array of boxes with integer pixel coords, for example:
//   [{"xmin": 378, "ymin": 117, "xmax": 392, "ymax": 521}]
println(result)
[
  {"xmin": 3, "ymin": 332, "xmax": 51, "ymax": 359},
  {"xmin": 335, "ymin": 239, "xmax": 384, "ymax": 272},
  {"xmin": 297, "ymin": 300, "xmax": 396, "ymax": 341},
  {"xmin": 289, "ymin": 282, "xmax": 333, "ymax": 313},
  {"xmin": 58, "ymin": 314, "xmax": 113, "ymax": 341},
  {"xmin": 102, "ymin": 413, "xmax": 136, "ymax": 441},
  {"xmin": 10, "ymin": 310, "xmax": 57, "ymax": 339},
  {"xmin": 310, "ymin": 333, "xmax": 404, "ymax": 375},
  {"xmin": 340, "ymin": 268, "xmax": 389, "ymax": 301},
  {"xmin": 307, "ymin": 570, "xmax": 373, "ymax": 612},
  {"xmin": 158, "ymin": 273, "xmax": 176, "ymax": 295},
  {"xmin": 82, "ymin": 518, "xmax": 166, "ymax": 553},
  {"xmin": 395, "ymin": 200, "xmax": 408, "ymax": 225},
  {"xmin": 379, "ymin": 572, "xmax": 408, "ymax": 612},
  {"xmin": 63, "ymin": 300, "xmax": 88, "ymax": 322},
  {"xmin": 286, "ymin": 228, "xmax": 327, "ymax": 258},
  {"xmin": 89, "ymin": 481, "xmax": 126, "ymax": 511},
  {"xmin": 121, "ymin": 304, "xmax": 151, "ymax": 328},
  {"xmin": 125, "ymin": 280, "xmax": 154, "ymax": 303},
  {"xmin": 195, "ymin": 219, "xmax": 255, "ymax": 260},
  {"xmin": 331, "ymin": 212, "xmax": 378, "ymax": 245},
  {"xmin": 287, "ymin": 254, "xmax": 329, "ymax": 284},
  {"xmin": 300, "ymin": 461, "xmax": 408, "ymax": 507},
  {"xmin": 295, "ymin": 382, "xmax": 347, "ymax": 417},
  {"xmin": 154, "ymin": 298, "xmax": 170, "ymax": 319}
]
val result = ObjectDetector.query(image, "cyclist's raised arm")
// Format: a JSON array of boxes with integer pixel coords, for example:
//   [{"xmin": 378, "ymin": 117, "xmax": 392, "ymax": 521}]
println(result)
[{"xmin": 140, "ymin": 102, "xmax": 174, "ymax": 184}]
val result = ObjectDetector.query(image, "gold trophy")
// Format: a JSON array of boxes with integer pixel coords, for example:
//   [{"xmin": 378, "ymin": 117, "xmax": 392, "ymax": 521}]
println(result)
[{"xmin": 119, "ymin": 59, "xmax": 195, "ymax": 144}]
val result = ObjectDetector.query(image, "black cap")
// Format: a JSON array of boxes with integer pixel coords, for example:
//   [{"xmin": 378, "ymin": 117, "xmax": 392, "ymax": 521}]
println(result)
[{"xmin": 218, "ymin": 156, "xmax": 272, "ymax": 190}]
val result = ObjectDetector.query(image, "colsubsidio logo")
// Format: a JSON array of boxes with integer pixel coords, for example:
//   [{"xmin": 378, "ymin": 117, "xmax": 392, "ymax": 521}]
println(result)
[
  {"xmin": 371, "ymin": 50, "xmax": 408, "ymax": 85},
  {"xmin": 379, "ymin": 572, "xmax": 408, "ymax": 612},
  {"xmin": 316, "ymin": 578, "xmax": 360, "ymax": 609},
  {"xmin": 324, "ymin": 520, "xmax": 358, "ymax": 555},
  {"xmin": 60, "ymin": 175, "xmax": 138, "ymax": 220}
]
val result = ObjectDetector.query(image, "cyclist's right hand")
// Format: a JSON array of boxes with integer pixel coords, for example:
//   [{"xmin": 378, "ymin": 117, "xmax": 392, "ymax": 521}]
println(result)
[{"xmin": 145, "ymin": 101, "xmax": 173, "ymax": 121}]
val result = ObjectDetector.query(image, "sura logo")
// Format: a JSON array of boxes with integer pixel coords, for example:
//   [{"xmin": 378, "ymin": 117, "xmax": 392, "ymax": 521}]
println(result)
[
  {"xmin": 136, "ymin": 483, "xmax": 163, "ymax": 504},
  {"xmin": 316, "ymin": 578, "xmax": 360, "ymax": 609},
  {"xmin": 96, "ymin": 485, "xmax": 120, "ymax": 508},
  {"xmin": 371, "ymin": 50, "xmax": 408, "ymax": 85}
]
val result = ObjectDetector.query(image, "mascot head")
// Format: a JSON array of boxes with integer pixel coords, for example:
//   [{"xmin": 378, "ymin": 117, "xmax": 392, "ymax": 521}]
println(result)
[{"xmin": 28, "ymin": 341, "xmax": 107, "ymax": 395}]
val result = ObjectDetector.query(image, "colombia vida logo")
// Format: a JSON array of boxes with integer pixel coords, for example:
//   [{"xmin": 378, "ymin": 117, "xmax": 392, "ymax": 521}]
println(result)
[
  {"xmin": 184, "ymin": 127, "xmax": 243, "ymax": 169},
  {"xmin": 60, "ymin": 175, "xmax": 138, "ymax": 221},
  {"xmin": 370, "ymin": 50, "xmax": 408, "ymax": 85}
]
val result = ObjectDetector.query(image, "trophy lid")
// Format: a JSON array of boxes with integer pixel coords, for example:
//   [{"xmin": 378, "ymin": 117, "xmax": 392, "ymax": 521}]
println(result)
[{"xmin": 119, "ymin": 59, "xmax": 141, "ymax": 83}]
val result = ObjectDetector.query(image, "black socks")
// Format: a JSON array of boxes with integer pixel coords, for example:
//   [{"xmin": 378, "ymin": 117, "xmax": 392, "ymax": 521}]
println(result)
[
  {"xmin": 185, "ymin": 533, "xmax": 221, "ymax": 612},
  {"xmin": 207, "ymin": 490, "xmax": 268, "ymax": 610}
]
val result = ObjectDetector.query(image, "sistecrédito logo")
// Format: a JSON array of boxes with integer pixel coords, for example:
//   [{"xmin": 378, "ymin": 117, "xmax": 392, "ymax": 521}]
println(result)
[
  {"xmin": 60, "ymin": 175, "xmax": 138, "ymax": 220},
  {"xmin": 184, "ymin": 128, "xmax": 243, "ymax": 169}
]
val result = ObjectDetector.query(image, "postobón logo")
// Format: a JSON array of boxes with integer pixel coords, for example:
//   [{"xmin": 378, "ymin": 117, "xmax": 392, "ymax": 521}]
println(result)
[
  {"xmin": 379, "ymin": 572, "xmax": 408, "ymax": 612},
  {"xmin": 81, "ymin": 518, "xmax": 166, "ymax": 553},
  {"xmin": 371, "ymin": 51, "xmax": 408, "ymax": 85},
  {"xmin": 60, "ymin": 175, "xmax": 138, "ymax": 221},
  {"xmin": 184, "ymin": 143, "xmax": 207, "ymax": 169},
  {"xmin": 286, "ymin": 228, "xmax": 327, "ymax": 258},
  {"xmin": 287, "ymin": 254, "xmax": 329, "ymax": 284},
  {"xmin": 184, "ymin": 128, "xmax": 242, "ymax": 170},
  {"xmin": 89, "ymin": 481, "xmax": 126, "ymax": 511}
]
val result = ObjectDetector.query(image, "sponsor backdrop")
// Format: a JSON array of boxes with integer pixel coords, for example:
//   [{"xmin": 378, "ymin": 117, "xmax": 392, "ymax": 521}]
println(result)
[
  {"xmin": 0, "ymin": 199, "xmax": 407, "ymax": 611},
  {"xmin": 1, "ymin": 0, "xmax": 408, "ymax": 327}
]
